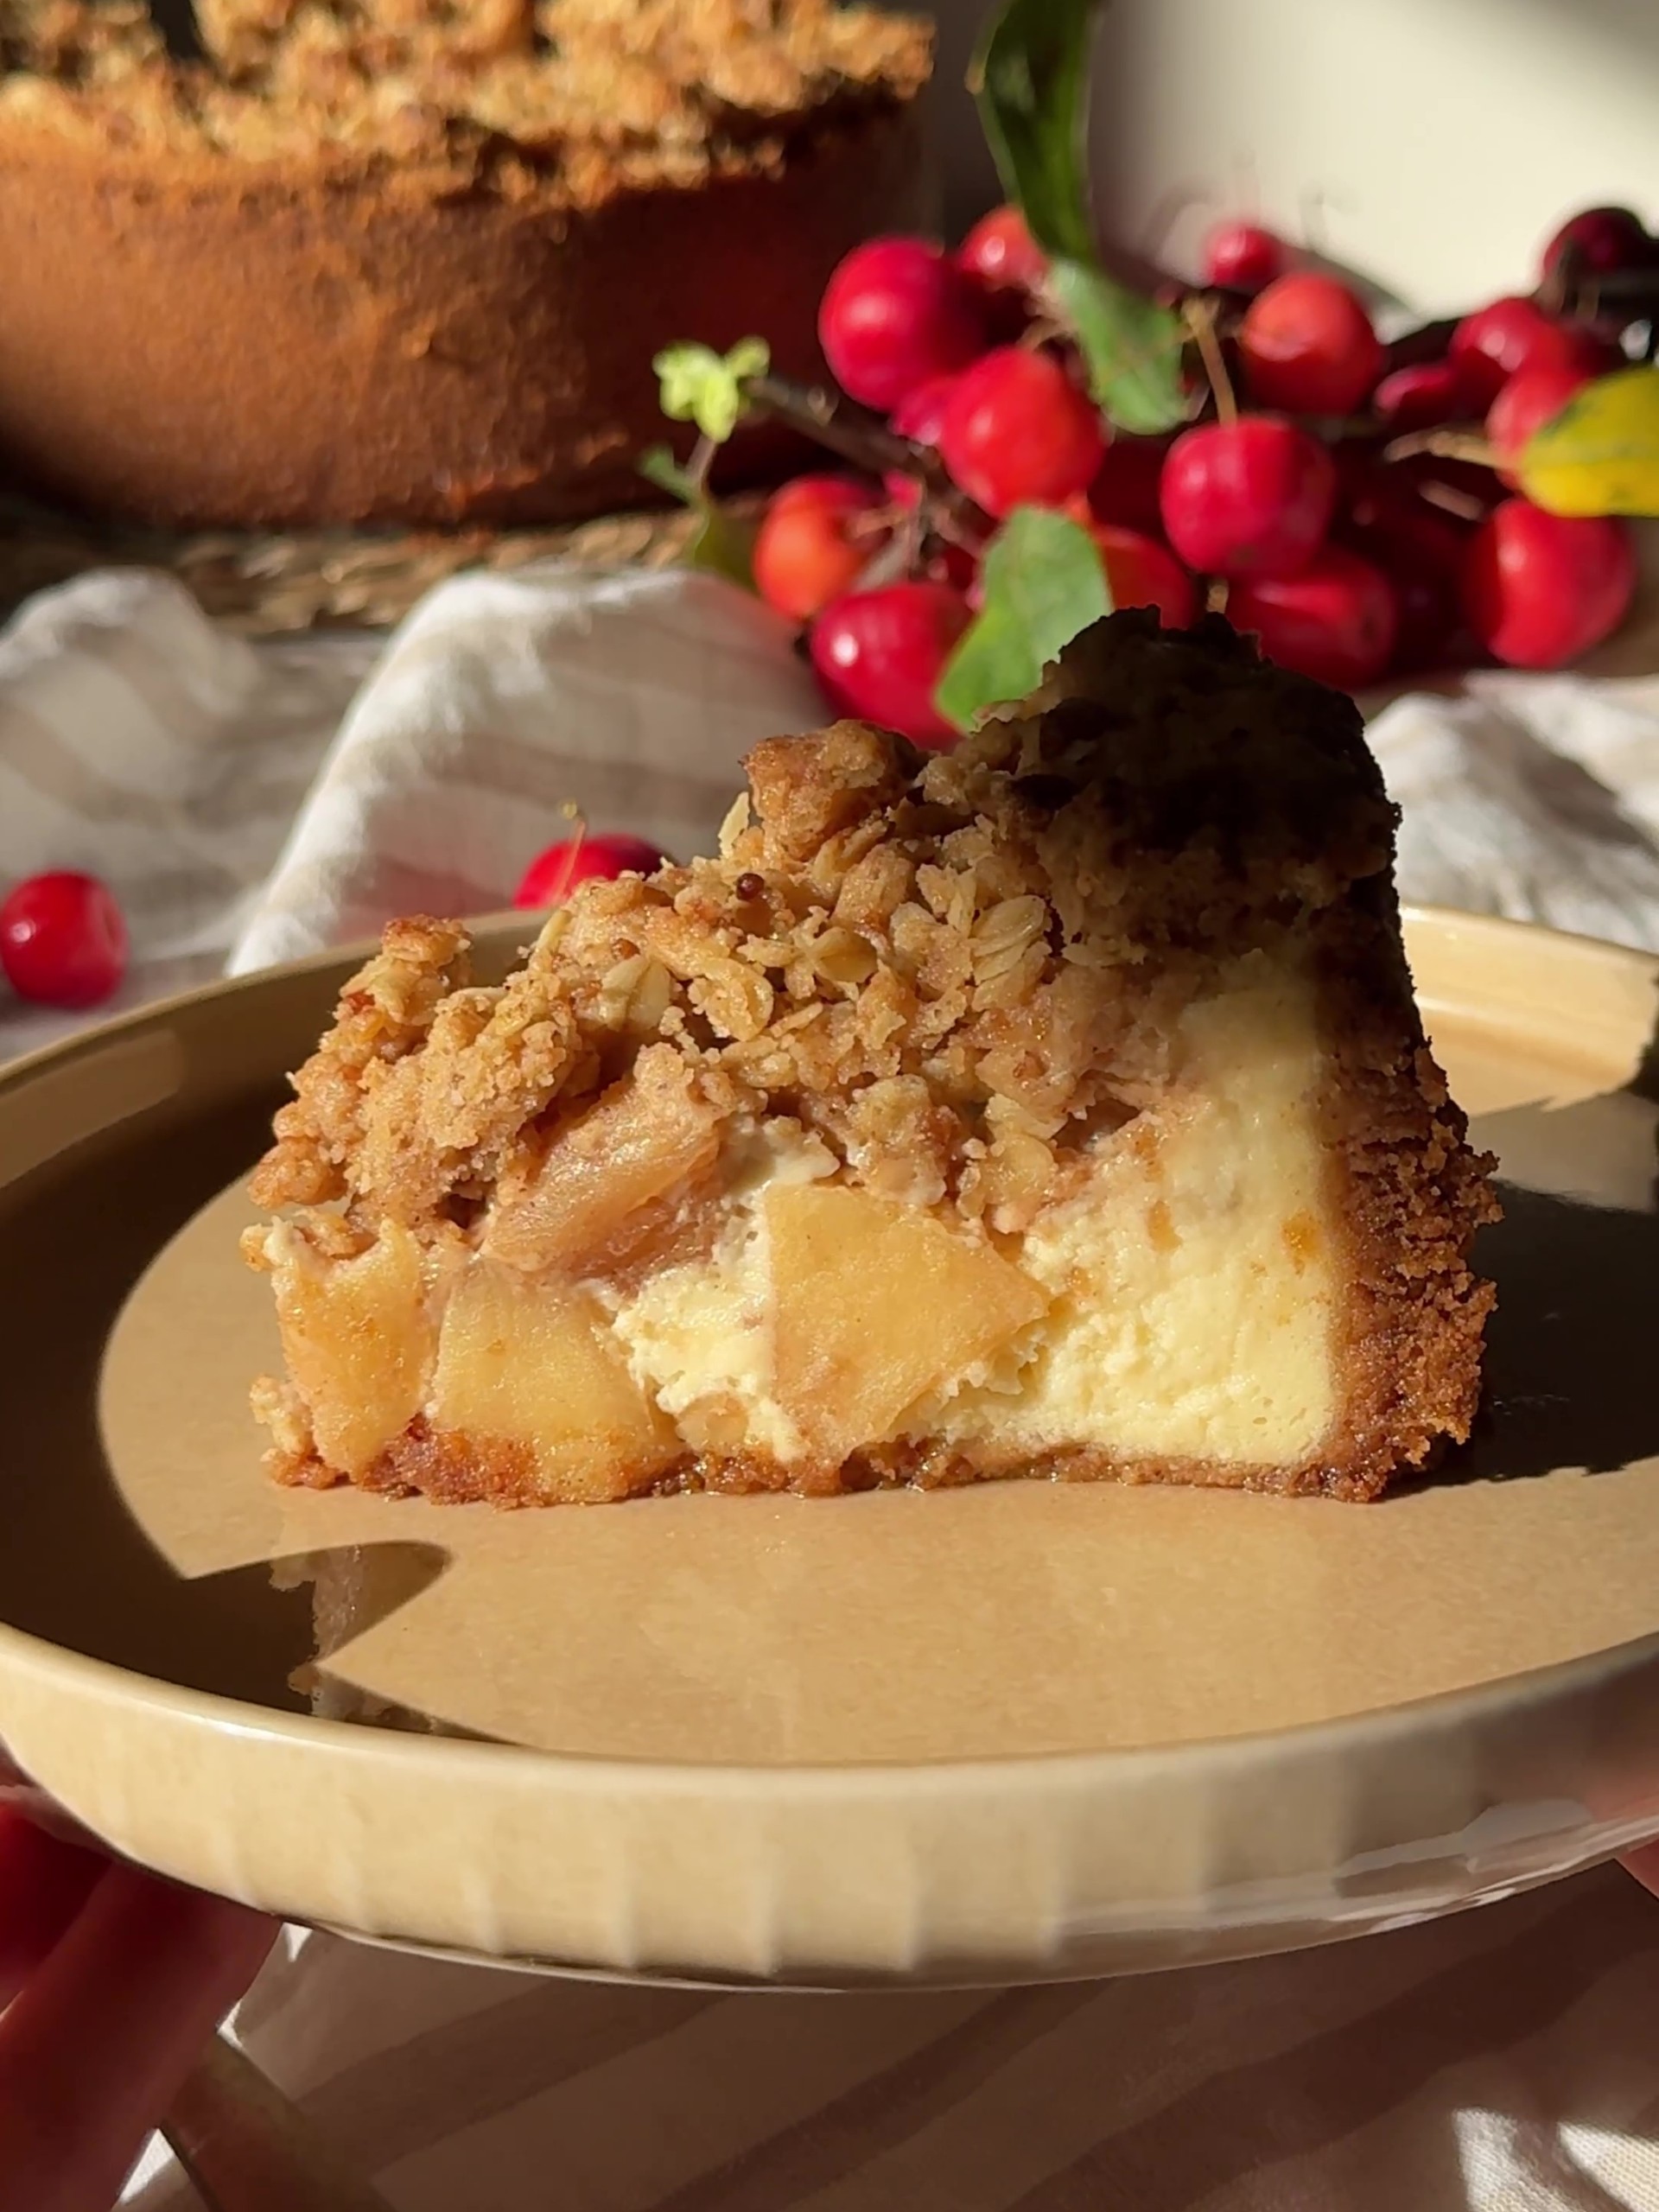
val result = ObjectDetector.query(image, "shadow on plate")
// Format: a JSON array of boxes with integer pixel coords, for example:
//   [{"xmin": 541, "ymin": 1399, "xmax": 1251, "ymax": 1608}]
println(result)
[{"xmin": 1430, "ymin": 1084, "xmax": 1659, "ymax": 1489}]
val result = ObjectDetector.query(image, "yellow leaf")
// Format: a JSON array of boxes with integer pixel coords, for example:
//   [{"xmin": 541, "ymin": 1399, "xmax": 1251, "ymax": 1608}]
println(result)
[{"xmin": 1517, "ymin": 364, "xmax": 1659, "ymax": 518}]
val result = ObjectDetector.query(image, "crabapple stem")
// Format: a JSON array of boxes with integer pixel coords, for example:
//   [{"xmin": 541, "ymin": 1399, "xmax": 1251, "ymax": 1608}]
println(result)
[
  {"xmin": 1416, "ymin": 480, "xmax": 1491, "ymax": 524},
  {"xmin": 743, "ymin": 372, "xmax": 990, "ymax": 535},
  {"xmin": 1183, "ymin": 296, "xmax": 1237, "ymax": 426},
  {"xmin": 685, "ymin": 434, "xmax": 719, "ymax": 497},
  {"xmin": 1382, "ymin": 428, "xmax": 1496, "ymax": 467}
]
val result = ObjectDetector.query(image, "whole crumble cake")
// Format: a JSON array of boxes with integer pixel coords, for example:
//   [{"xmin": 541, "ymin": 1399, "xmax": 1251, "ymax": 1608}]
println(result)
[
  {"xmin": 245, "ymin": 610, "xmax": 1498, "ymax": 1506},
  {"xmin": 0, "ymin": 0, "xmax": 931, "ymax": 526}
]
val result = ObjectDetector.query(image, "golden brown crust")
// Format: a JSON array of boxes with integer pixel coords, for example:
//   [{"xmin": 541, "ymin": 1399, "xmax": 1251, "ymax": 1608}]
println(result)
[
  {"xmin": 250, "ymin": 611, "xmax": 1499, "ymax": 1505},
  {"xmin": 1311, "ymin": 880, "xmax": 1499, "ymax": 1499}
]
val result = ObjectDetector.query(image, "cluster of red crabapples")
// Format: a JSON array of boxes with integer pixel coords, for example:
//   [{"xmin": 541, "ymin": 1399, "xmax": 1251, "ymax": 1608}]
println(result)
[{"xmin": 746, "ymin": 201, "xmax": 1647, "ymax": 749}]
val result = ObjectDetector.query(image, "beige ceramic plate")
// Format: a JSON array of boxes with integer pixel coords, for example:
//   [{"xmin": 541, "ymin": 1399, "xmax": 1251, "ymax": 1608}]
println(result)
[{"xmin": 0, "ymin": 907, "xmax": 1656, "ymax": 1989}]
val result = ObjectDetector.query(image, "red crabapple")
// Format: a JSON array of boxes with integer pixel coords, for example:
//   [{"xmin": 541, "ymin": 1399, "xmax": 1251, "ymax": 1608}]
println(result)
[
  {"xmin": 1226, "ymin": 547, "xmax": 1399, "ymax": 690},
  {"xmin": 1372, "ymin": 360, "xmax": 1465, "ymax": 431},
  {"xmin": 1459, "ymin": 499, "xmax": 1636, "ymax": 669},
  {"xmin": 938, "ymin": 346, "xmax": 1107, "ymax": 518},
  {"xmin": 809, "ymin": 582, "xmax": 972, "ymax": 748},
  {"xmin": 1485, "ymin": 364, "xmax": 1592, "ymax": 488},
  {"xmin": 1088, "ymin": 435, "xmax": 1170, "ymax": 535},
  {"xmin": 1203, "ymin": 219, "xmax": 1286, "ymax": 293},
  {"xmin": 1338, "ymin": 484, "xmax": 1465, "ymax": 673},
  {"xmin": 1159, "ymin": 416, "xmax": 1336, "ymax": 579},
  {"xmin": 1238, "ymin": 273, "xmax": 1383, "ymax": 416},
  {"xmin": 1541, "ymin": 206, "xmax": 1649, "ymax": 282},
  {"xmin": 1449, "ymin": 296, "xmax": 1613, "ymax": 409},
  {"xmin": 1090, "ymin": 524, "xmax": 1197, "ymax": 629},
  {"xmin": 753, "ymin": 474, "xmax": 888, "ymax": 621},
  {"xmin": 926, "ymin": 537, "xmax": 981, "ymax": 593},
  {"xmin": 890, "ymin": 376, "xmax": 960, "ymax": 450},
  {"xmin": 0, "ymin": 871, "xmax": 128, "ymax": 1008},
  {"xmin": 514, "ymin": 834, "xmax": 666, "ymax": 909},
  {"xmin": 818, "ymin": 238, "xmax": 987, "ymax": 413},
  {"xmin": 957, "ymin": 205, "xmax": 1048, "ymax": 295}
]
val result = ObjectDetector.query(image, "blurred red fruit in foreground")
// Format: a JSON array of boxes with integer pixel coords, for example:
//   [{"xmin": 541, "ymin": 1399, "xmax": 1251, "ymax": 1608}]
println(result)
[
  {"xmin": 957, "ymin": 205, "xmax": 1048, "ymax": 295},
  {"xmin": 1091, "ymin": 524, "xmax": 1197, "ymax": 630},
  {"xmin": 1485, "ymin": 364, "xmax": 1592, "ymax": 489},
  {"xmin": 1160, "ymin": 416, "xmax": 1336, "ymax": 579},
  {"xmin": 1541, "ymin": 205, "xmax": 1649, "ymax": 281},
  {"xmin": 515, "ymin": 834, "xmax": 666, "ymax": 909},
  {"xmin": 1227, "ymin": 547, "xmax": 1399, "ymax": 691},
  {"xmin": 0, "ymin": 871, "xmax": 128, "ymax": 1008},
  {"xmin": 1238, "ymin": 273, "xmax": 1383, "ymax": 416},
  {"xmin": 753, "ymin": 474, "xmax": 887, "ymax": 620},
  {"xmin": 810, "ymin": 582, "xmax": 971, "ymax": 748},
  {"xmin": 1449, "ymin": 296, "xmax": 1613, "ymax": 409},
  {"xmin": 1202, "ymin": 219, "xmax": 1285, "ymax": 294},
  {"xmin": 818, "ymin": 238, "xmax": 986, "ymax": 412},
  {"xmin": 938, "ymin": 346, "xmax": 1106, "ymax": 517},
  {"xmin": 1459, "ymin": 499, "xmax": 1635, "ymax": 669},
  {"xmin": 1372, "ymin": 360, "xmax": 1465, "ymax": 431}
]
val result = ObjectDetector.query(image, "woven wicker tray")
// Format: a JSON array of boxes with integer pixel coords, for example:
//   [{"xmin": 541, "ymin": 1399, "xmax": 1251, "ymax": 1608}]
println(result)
[{"xmin": 0, "ymin": 493, "xmax": 725, "ymax": 634}]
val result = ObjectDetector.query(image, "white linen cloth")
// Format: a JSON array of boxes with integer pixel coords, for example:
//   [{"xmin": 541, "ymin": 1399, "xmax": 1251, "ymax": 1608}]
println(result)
[{"xmin": 2, "ymin": 563, "xmax": 1658, "ymax": 2212}]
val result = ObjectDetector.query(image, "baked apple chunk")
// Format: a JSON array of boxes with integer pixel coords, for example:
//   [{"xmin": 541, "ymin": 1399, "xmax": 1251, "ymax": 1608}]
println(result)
[
  {"xmin": 766, "ymin": 1184, "xmax": 1047, "ymax": 1465},
  {"xmin": 429, "ymin": 1263, "xmax": 676, "ymax": 1503},
  {"xmin": 248, "ymin": 610, "xmax": 1497, "ymax": 1505}
]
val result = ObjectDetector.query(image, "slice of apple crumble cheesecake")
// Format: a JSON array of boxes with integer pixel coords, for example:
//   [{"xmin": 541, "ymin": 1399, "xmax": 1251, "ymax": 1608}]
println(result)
[{"xmin": 245, "ymin": 609, "xmax": 1497, "ymax": 1505}]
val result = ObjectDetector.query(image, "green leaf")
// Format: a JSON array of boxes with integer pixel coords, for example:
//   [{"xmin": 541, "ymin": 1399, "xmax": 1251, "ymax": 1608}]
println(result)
[
  {"xmin": 1517, "ymin": 364, "xmax": 1659, "ymax": 517},
  {"xmin": 970, "ymin": 0, "xmax": 1096, "ymax": 262},
  {"xmin": 652, "ymin": 336, "xmax": 772, "ymax": 444},
  {"xmin": 935, "ymin": 505, "xmax": 1111, "ymax": 733},
  {"xmin": 970, "ymin": 0, "xmax": 1186, "ymax": 435},
  {"xmin": 1046, "ymin": 258, "xmax": 1186, "ymax": 436}
]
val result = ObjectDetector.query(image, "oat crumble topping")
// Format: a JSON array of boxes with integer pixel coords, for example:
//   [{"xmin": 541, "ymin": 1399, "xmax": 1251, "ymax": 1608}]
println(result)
[
  {"xmin": 0, "ymin": 0, "xmax": 930, "ymax": 191},
  {"xmin": 251, "ymin": 612, "xmax": 1400, "ymax": 1253}
]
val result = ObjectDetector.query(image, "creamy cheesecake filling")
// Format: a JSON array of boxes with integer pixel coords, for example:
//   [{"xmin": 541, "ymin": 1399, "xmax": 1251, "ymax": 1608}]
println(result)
[
  {"xmin": 925, "ymin": 963, "xmax": 1338, "ymax": 1465},
  {"xmin": 259, "ymin": 962, "xmax": 1344, "ymax": 1492},
  {"xmin": 601, "ymin": 1120, "xmax": 839, "ymax": 1464}
]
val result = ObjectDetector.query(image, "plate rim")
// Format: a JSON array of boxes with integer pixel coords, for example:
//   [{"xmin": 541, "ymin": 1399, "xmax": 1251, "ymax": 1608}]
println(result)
[{"xmin": 1, "ymin": 1578, "xmax": 1657, "ymax": 1792}]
